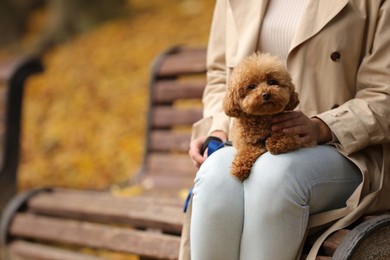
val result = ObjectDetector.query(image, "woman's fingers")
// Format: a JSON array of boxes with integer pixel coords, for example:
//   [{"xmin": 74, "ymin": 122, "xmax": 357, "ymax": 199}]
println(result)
[
  {"xmin": 189, "ymin": 131, "xmax": 228, "ymax": 168},
  {"xmin": 272, "ymin": 111, "xmax": 318, "ymax": 145},
  {"xmin": 189, "ymin": 136, "xmax": 207, "ymax": 167}
]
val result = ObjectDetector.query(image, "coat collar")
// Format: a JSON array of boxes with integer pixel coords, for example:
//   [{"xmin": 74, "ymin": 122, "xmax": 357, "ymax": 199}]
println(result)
[
  {"xmin": 229, "ymin": 0, "xmax": 349, "ymax": 56},
  {"xmin": 290, "ymin": 0, "xmax": 349, "ymax": 51}
]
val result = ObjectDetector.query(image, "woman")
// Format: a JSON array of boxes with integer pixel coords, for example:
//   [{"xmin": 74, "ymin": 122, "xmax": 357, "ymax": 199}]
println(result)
[{"xmin": 180, "ymin": 0, "xmax": 390, "ymax": 259}]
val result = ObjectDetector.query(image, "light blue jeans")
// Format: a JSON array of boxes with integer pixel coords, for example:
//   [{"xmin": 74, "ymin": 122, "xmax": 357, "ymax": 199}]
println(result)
[{"xmin": 190, "ymin": 146, "xmax": 361, "ymax": 260}]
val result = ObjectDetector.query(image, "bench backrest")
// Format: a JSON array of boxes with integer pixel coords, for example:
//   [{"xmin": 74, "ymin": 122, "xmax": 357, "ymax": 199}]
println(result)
[
  {"xmin": 137, "ymin": 46, "xmax": 207, "ymax": 192},
  {"xmin": 133, "ymin": 46, "xmax": 206, "ymax": 191},
  {"xmin": 0, "ymin": 57, "xmax": 43, "ymax": 213}
]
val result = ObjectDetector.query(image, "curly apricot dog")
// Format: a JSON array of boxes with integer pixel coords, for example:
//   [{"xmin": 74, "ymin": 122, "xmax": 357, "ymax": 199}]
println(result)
[{"xmin": 223, "ymin": 53, "xmax": 302, "ymax": 181}]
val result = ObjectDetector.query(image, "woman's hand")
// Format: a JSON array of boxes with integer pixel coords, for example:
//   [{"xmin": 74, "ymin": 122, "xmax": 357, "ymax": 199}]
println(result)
[
  {"xmin": 189, "ymin": 136, "xmax": 208, "ymax": 168},
  {"xmin": 189, "ymin": 131, "xmax": 227, "ymax": 168},
  {"xmin": 272, "ymin": 110, "xmax": 332, "ymax": 145}
]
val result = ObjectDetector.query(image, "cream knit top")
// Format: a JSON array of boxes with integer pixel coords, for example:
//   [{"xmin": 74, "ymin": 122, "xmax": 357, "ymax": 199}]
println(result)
[{"xmin": 258, "ymin": 0, "xmax": 309, "ymax": 62}]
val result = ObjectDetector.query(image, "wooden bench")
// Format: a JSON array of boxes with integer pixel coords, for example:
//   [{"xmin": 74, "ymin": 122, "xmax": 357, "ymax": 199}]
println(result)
[
  {"xmin": 0, "ymin": 46, "xmax": 204, "ymax": 260},
  {"xmin": 0, "ymin": 46, "xmax": 389, "ymax": 260}
]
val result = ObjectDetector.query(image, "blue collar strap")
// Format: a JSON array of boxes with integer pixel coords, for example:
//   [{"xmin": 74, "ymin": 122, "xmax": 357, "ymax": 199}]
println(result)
[{"xmin": 207, "ymin": 139, "xmax": 225, "ymax": 156}]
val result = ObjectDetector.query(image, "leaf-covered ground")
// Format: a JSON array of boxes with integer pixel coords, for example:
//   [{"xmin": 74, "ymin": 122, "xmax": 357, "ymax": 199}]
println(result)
[{"xmin": 18, "ymin": 0, "xmax": 214, "ymax": 191}]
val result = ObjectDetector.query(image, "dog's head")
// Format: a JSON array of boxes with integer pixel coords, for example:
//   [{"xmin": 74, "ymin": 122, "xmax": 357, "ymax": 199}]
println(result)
[{"xmin": 223, "ymin": 53, "xmax": 299, "ymax": 117}]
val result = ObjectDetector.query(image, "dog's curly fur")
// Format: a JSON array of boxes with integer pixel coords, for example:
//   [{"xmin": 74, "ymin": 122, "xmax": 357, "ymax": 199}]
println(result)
[{"xmin": 223, "ymin": 53, "xmax": 302, "ymax": 181}]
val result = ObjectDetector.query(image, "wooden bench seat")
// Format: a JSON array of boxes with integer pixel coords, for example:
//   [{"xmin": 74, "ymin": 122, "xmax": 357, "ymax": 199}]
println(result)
[
  {"xmin": 4, "ymin": 188, "xmax": 183, "ymax": 259},
  {"xmin": 1, "ymin": 46, "xmax": 389, "ymax": 260}
]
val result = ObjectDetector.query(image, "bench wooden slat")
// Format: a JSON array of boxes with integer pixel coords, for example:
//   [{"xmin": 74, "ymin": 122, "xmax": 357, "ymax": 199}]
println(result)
[
  {"xmin": 321, "ymin": 229, "xmax": 351, "ymax": 256},
  {"xmin": 140, "ymin": 175, "xmax": 194, "ymax": 192},
  {"xmin": 150, "ymin": 130, "xmax": 191, "ymax": 152},
  {"xmin": 27, "ymin": 190, "xmax": 184, "ymax": 233},
  {"xmin": 154, "ymin": 79, "xmax": 205, "ymax": 104},
  {"xmin": 147, "ymin": 153, "xmax": 196, "ymax": 176},
  {"xmin": 157, "ymin": 48, "xmax": 206, "ymax": 77},
  {"xmin": 0, "ymin": 85, "xmax": 6, "ymax": 99},
  {"xmin": 52, "ymin": 188, "xmax": 185, "ymax": 207},
  {"xmin": 10, "ymin": 213, "xmax": 181, "ymax": 260},
  {"xmin": 0, "ymin": 59, "xmax": 23, "ymax": 79},
  {"xmin": 152, "ymin": 106, "xmax": 202, "ymax": 128},
  {"xmin": 8, "ymin": 240, "xmax": 104, "ymax": 260}
]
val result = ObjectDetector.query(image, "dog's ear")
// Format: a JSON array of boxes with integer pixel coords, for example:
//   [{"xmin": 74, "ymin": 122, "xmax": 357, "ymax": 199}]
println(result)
[
  {"xmin": 223, "ymin": 87, "xmax": 242, "ymax": 117},
  {"xmin": 285, "ymin": 91, "xmax": 300, "ymax": 111}
]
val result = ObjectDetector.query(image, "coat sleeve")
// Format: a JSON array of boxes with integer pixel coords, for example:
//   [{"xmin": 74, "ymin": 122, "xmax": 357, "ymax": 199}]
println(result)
[
  {"xmin": 191, "ymin": 0, "xmax": 231, "ymax": 140},
  {"xmin": 316, "ymin": 1, "xmax": 390, "ymax": 155}
]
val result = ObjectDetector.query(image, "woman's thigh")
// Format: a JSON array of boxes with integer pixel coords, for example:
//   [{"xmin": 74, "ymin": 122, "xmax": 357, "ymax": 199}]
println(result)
[
  {"xmin": 245, "ymin": 145, "xmax": 362, "ymax": 214},
  {"xmin": 239, "ymin": 146, "xmax": 362, "ymax": 259}
]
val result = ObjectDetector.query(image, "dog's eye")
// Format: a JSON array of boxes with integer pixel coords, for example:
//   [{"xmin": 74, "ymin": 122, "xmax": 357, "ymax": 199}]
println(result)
[
  {"xmin": 247, "ymin": 84, "xmax": 257, "ymax": 90},
  {"xmin": 267, "ymin": 79, "xmax": 279, "ymax": 85}
]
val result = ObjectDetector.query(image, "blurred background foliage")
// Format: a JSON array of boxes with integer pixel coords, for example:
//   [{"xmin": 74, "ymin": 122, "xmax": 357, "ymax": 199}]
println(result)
[{"xmin": 0, "ymin": 0, "xmax": 214, "ymax": 191}]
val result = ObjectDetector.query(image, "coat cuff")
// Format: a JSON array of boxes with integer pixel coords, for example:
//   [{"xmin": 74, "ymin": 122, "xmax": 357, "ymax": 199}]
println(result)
[{"xmin": 316, "ymin": 110, "xmax": 369, "ymax": 154}]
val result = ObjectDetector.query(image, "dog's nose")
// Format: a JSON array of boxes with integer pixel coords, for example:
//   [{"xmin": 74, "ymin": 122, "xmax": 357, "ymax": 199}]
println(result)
[{"xmin": 262, "ymin": 92, "xmax": 271, "ymax": 101}]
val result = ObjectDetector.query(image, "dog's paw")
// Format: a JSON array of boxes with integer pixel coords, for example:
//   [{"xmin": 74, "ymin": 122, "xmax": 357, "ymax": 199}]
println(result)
[
  {"xmin": 231, "ymin": 161, "xmax": 251, "ymax": 181},
  {"xmin": 266, "ymin": 134, "xmax": 302, "ymax": 154}
]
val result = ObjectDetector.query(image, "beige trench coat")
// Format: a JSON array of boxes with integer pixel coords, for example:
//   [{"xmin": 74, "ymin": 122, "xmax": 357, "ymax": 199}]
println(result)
[{"xmin": 180, "ymin": 0, "xmax": 390, "ymax": 259}]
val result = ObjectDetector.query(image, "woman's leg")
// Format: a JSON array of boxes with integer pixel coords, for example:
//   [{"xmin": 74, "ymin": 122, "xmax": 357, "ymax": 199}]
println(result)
[
  {"xmin": 240, "ymin": 146, "xmax": 362, "ymax": 260},
  {"xmin": 190, "ymin": 146, "xmax": 244, "ymax": 260}
]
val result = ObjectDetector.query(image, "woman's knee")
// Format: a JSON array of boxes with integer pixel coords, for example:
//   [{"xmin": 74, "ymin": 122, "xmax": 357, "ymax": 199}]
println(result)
[
  {"xmin": 194, "ymin": 146, "xmax": 237, "ymax": 190},
  {"xmin": 192, "ymin": 146, "xmax": 244, "ymax": 213}
]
